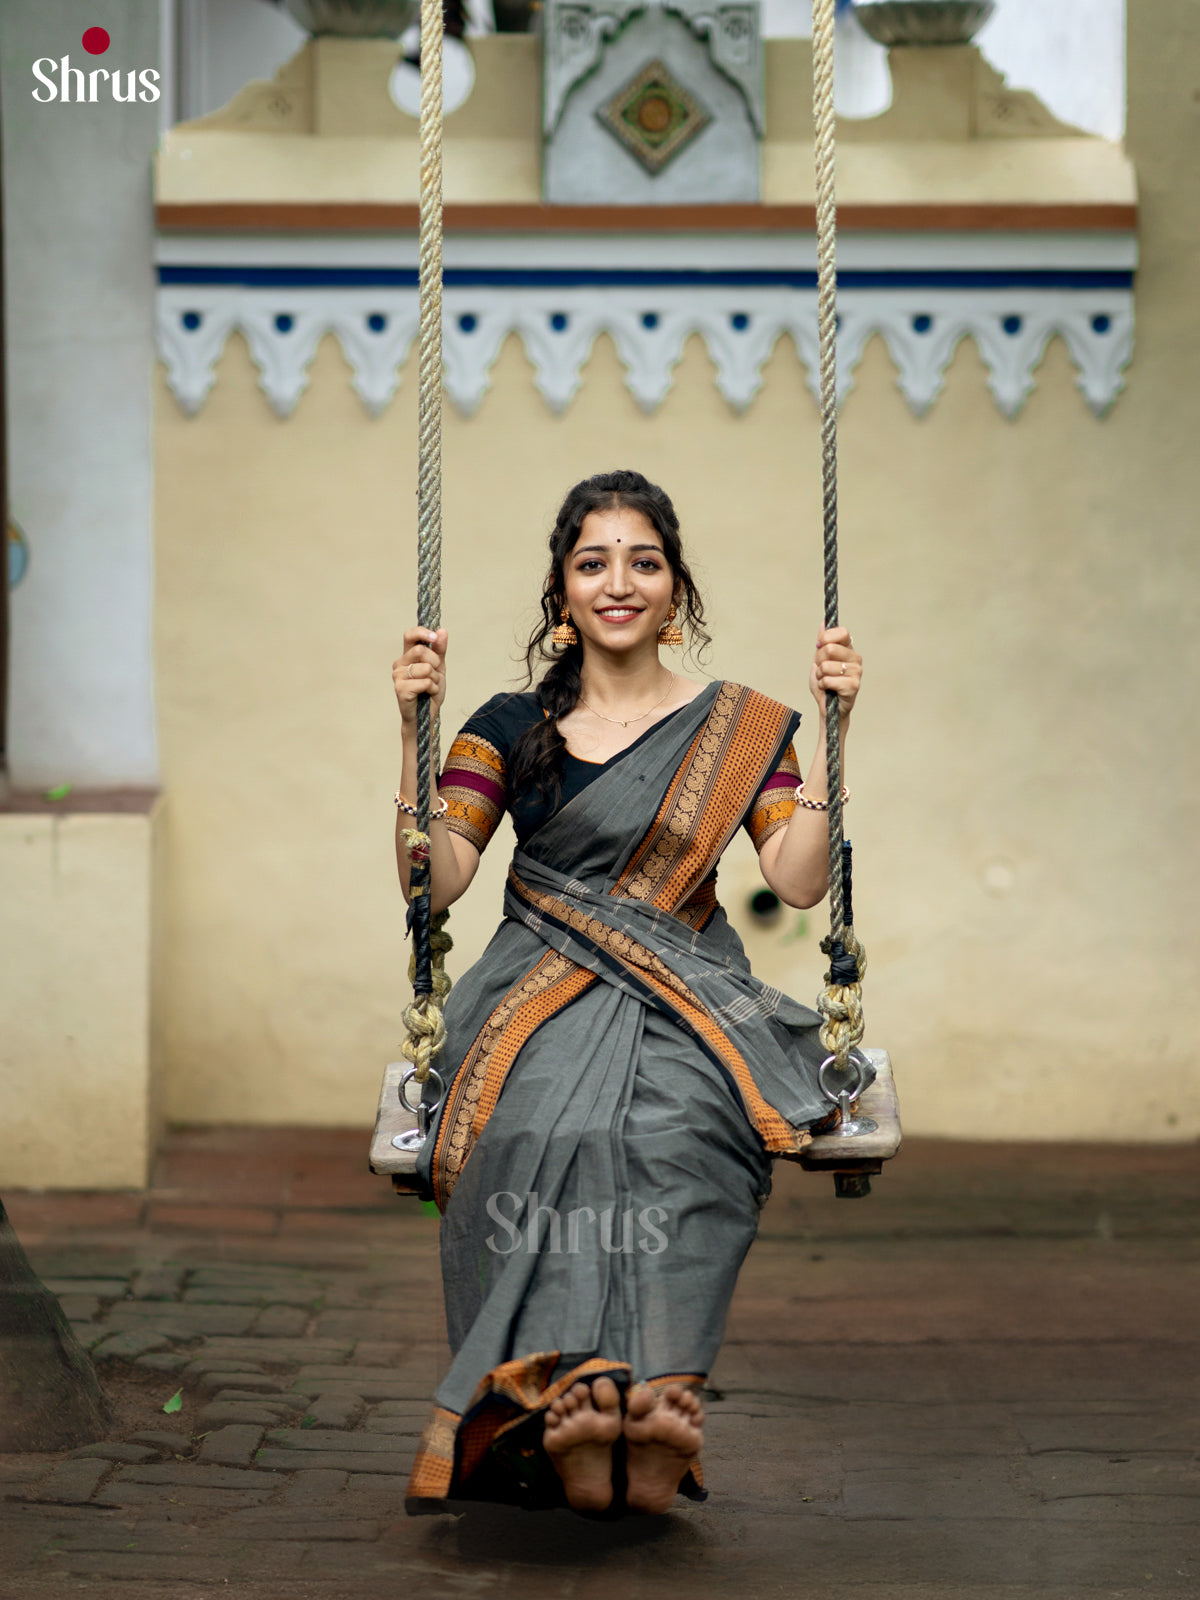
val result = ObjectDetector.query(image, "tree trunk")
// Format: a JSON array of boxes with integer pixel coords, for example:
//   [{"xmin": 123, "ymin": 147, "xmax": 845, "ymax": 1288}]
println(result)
[{"xmin": 0, "ymin": 1198, "xmax": 111, "ymax": 1450}]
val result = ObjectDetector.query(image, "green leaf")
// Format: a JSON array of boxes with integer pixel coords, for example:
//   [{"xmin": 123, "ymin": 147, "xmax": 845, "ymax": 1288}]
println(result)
[
  {"xmin": 420, "ymin": 1200, "xmax": 439, "ymax": 1218},
  {"xmin": 162, "ymin": 1389, "xmax": 183, "ymax": 1414},
  {"xmin": 44, "ymin": 783, "xmax": 72, "ymax": 801}
]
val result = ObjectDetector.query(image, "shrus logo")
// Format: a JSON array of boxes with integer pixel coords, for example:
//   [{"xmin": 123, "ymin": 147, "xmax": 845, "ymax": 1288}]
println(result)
[
  {"xmin": 485, "ymin": 1191, "xmax": 671, "ymax": 1256},
  {"xmin": 32, "ymin": 27, "xmax": 161, "ymax": 103}
]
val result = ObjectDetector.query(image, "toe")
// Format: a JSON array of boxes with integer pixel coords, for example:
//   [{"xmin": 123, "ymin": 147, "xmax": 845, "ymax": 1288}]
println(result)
[
  {"xmin": 626, "ymin": 1383, "xmax": 657, "ymax": 1420},
  {"xmin": 592, "ymin": 1376, "xmax": 621, "ymax": 1414}
]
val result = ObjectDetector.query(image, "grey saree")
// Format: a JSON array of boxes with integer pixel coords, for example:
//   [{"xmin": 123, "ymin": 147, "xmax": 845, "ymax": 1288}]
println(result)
[{"xmin": 406, "ymin": 679, "xmax": 834, "ymax": 1511}]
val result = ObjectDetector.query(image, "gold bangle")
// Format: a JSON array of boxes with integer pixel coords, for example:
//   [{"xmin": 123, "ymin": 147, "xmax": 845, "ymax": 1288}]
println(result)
[
  {"xmin": 794, "ymin": 783, "xmax": 850, "ymax": 812},
  {"xmin": 394, "ymin": 793, "xmax": 448, "ymax": 819}
]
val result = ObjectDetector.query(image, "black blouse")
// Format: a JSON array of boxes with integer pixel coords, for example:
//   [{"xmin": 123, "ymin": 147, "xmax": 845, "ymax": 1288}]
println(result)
[{"xmin": 439, "ymin": 688, "xmax": 802, "ymax": 854}]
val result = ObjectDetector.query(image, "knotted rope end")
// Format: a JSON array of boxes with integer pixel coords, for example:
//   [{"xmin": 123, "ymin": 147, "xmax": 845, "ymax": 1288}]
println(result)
[
  {"xmin": 401, "ymin": 907, "xmax": 454, "ymax": 1081},
  {"xmin": 816, "ymin": 926, "xmax": 867, "ymax": 1073}
]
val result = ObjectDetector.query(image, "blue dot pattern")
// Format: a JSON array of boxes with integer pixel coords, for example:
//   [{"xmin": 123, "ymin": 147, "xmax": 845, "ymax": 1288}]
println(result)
[
  {"xmin": 274, "ymin": 313, "xmax": 294, "ymax": 334},
  {"xmin": 181, "ymin": 311, "xmax": 202, "ymax": 332}
]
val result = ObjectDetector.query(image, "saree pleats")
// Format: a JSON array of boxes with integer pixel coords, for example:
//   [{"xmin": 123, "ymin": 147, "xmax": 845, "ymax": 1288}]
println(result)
[{"xmin": 406, "ymin": 682, "xmax": 849, "ymax": 1511}]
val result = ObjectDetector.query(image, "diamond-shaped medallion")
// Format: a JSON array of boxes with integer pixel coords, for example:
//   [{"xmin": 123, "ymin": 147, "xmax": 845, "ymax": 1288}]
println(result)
[{"xmin": 596, "ymin": 60, "xmax": 712, "ymax": 176}]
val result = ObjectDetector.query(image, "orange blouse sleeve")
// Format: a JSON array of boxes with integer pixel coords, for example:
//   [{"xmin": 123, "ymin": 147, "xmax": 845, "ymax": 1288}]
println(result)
[
  {"xmin": 440, "ymin": 732, "xmax": 507, "ymax": 853},
  {"xmin": 744, "ymin": 741, "xmax": 801, "ymax": 851}
]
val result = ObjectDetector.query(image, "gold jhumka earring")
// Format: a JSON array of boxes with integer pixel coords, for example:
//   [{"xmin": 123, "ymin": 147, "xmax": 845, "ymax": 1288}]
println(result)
[
  {"xmin": 552, "ymin": 605, "xmax": 578, "ymax": 648},
  {"xmin": 657, "ymin": 603, "xmax": 684, "ymax": 647}
]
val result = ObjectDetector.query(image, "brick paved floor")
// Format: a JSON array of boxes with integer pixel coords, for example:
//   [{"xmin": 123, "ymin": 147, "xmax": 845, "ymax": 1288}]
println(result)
[{"xmin": 1, "ymin": 1129, "xmax": 1197, "ymax": 1599}]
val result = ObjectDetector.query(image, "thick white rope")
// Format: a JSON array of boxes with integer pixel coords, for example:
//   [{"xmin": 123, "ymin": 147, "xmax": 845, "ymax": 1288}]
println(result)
[
  {"xmin": 811, "ymin": 0, "xmax": 866, "ymax": 1073},
  {"xmin": 401, "ymin": 0, "xmax": 452, "ymax": 1085}
]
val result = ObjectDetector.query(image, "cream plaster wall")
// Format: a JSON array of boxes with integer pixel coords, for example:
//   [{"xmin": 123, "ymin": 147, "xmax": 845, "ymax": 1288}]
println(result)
[
  {"xmin": 0, "ymin": 808, "xmax": 162, "ymax": 1189},
  {"xmin": 152, "ymin": 2, "xmax": 1199, "ymax": 1143}
]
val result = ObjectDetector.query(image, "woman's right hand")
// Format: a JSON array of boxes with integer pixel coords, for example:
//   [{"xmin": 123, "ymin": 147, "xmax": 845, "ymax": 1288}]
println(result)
[{"xmin": 393, "ymin": 627, "xmax": 448, "ymax": 728}]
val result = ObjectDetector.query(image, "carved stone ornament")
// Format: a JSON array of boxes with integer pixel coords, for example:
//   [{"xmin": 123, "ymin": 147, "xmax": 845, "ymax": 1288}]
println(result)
[
  {"xmin": 596, "ymin": 59, "xmax": 712, "ymax": 174},
  {"xmin": 544, "ymin": 0, "xmax": 763, "ymax": 135},
  {"xmin": 544, "ymin": 0, "xmax": 643, "ymax": 135},
  {"xmin": 280, "ymin": 0, "xmax": 413, "ymax": 37},
  {"xmin": 542, "ymin": 0, "xmax": 763, "ymax": 203},
  {"xmin": 854, "ymin": 0, "xmax": 995, "ymax": 47},
  {"xmin": 673, "ymin": 2, "xmax": 763, "ymax": 132}
]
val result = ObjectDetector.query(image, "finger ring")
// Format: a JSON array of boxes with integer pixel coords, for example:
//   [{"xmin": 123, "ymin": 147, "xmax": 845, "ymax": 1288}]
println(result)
[{"xmin": 407, "ymin": 664, "xmax": 415, "ymax": 678}]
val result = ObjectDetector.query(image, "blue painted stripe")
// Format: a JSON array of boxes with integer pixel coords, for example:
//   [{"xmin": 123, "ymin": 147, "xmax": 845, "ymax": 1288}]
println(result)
[{"xmin": 158, "ymin": 264, "xmax": 1134, "ymax": 291}]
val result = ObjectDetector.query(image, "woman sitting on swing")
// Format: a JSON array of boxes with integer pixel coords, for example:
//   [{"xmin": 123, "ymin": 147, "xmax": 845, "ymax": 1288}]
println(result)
[{"xmin": 393, "ymin": 469, "xmax": 862, "ymax": 1516}]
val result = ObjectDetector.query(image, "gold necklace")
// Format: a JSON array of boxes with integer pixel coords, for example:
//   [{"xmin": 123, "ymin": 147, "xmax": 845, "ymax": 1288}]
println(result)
[{"xmin": 577, "ymin": 673, "xmax": 676, "ymax": 728}]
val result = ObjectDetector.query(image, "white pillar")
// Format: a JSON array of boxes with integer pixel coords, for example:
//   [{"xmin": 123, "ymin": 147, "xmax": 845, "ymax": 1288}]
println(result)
[{"xmin": 1, "ymin": 0, "xmax": 160, "ymax": 788}]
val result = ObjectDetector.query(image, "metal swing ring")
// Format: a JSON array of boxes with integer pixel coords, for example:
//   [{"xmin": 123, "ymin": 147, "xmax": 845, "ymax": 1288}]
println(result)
[
  {"xmin": 817, "ymin": 1050, "xmax": 878, "ymax": 1139},
  {"xmin": 391, "ymin": 1065, "xmax": 445, "ymax": 1151},
  {"xmin": 818, "ymin": 1049, "xmax": 869, "ymax": 1104}
]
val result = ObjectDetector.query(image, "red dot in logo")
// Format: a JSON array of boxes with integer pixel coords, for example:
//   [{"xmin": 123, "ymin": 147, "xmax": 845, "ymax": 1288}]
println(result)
[{"xmin": 81, "ymin": 27, "xmax": 111, "ymax": 55}]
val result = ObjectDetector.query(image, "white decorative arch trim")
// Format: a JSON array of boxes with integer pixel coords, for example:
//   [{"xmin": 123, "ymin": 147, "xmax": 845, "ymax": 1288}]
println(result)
[{"xmin": 157, "ymin": 282, "xmax": 1133, "ymax": 421}]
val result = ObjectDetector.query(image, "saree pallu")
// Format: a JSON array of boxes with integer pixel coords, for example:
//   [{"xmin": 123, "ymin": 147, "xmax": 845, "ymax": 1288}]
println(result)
[{"xmin": 407, "ymin": 681, "xmax": 844, "ymax": 1512}]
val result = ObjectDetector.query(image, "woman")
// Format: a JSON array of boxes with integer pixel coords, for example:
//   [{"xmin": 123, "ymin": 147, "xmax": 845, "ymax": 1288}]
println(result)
[{"xmin": 392, "ymin": 470, "xmax": 861, "ymax": 1516}]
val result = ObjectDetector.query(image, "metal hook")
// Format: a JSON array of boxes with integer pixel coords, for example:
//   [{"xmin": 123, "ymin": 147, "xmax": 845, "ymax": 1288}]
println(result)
[
  {"xmin": 391, "ymin": 1065, "xmax": 445, "ymax": 1151},
  {"xmin": 817, "ymin": 1050, "xmax": 878, "ymax": 1138}
]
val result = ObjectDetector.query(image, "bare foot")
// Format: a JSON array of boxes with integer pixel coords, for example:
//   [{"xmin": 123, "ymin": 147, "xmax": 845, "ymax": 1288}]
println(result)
[
  {"xmin": 543, "ymin": 1375, "xmax": 623, "ymax": 1513},
  {"xmin": 623, "ymin": 1382, "xmax": 705, "ymax": 1514}
]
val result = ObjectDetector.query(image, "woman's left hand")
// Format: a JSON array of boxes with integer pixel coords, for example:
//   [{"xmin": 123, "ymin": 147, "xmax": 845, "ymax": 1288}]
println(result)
[{"xmin": 809, "ymin": 625, "xmax": 862, "ymax": 720}]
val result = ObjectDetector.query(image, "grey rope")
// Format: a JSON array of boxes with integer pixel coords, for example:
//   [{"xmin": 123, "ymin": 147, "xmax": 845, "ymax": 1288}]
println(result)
[
  {"xmin": 400, "ymin": 0, "xmax": 452, "ymax": 1085},
  {"xmin": 811, "ymin": 0, "xmax": 866, "ymax": 1072}
]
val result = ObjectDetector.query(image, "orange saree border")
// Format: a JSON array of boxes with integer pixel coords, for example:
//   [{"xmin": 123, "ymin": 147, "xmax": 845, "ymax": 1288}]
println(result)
[
  {"xmin": 406, "ymin": 1404, "xmax": 461, "ymax": 1505},
  {"xmin": 614, "ymin": 682, "xmax": 795, "ymax": 915},
  {"xmin": 431, "ymin": 952, "xmax": 597, "ymax": 1206}
]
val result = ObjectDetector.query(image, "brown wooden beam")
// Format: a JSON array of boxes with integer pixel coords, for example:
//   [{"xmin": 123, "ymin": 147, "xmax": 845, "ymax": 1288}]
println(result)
[{"xmin": 156, "ymin": 200, "xmax": 1138, "ymax": 234}]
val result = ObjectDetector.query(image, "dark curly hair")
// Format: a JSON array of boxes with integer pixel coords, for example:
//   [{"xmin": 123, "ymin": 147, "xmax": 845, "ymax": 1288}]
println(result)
[{"xmin": 508, "ymin": 469, "xmax": 711, "ymax": 806}]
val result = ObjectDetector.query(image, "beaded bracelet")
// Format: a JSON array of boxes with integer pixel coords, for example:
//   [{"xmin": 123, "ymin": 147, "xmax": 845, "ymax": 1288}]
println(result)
[
  {"xmin": 794, "ymin": 783, "xmax": 850, "ymax": 812},
  {"xmin": 394, "ymin": 793, "xmax": 449, "ymax": 819}
]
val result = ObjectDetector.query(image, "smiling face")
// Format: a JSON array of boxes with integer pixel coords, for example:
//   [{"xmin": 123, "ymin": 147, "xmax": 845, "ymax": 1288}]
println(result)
[{"xmin": 562, "ymin": 505, "xmax": 679, "ymax": 657}]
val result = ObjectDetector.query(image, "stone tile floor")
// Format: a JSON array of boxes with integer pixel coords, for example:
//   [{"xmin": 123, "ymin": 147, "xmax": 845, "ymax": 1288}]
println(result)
[{"xmin": 1, "ymin": 1129, "xmax": 1197, "ymax": 1599}]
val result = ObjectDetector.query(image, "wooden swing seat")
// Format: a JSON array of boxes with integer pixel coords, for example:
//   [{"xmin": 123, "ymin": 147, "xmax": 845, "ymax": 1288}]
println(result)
[{"xmin": 369, "ymin": 1047, "xmax": 900, "ymax": 1197}]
